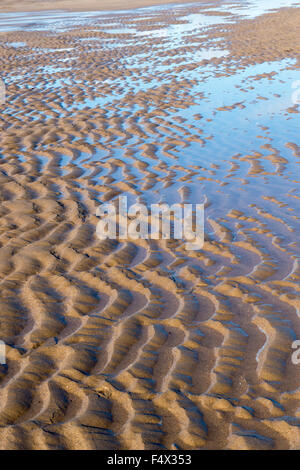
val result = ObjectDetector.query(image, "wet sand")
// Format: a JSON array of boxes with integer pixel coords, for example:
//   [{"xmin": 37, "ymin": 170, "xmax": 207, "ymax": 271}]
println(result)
[
  {"xmin": 0, "ymin": 0, "xmax": 208, "ymax": 13},
  {"xmin": 0, "ymin": 0, "xmax": 299, "ymax": 450}
]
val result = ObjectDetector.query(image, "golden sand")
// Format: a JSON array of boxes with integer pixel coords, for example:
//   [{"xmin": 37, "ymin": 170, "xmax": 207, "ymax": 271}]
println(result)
[{"xmin": 0, "ymin": 1, "xmax": 299, "ymax": 450}]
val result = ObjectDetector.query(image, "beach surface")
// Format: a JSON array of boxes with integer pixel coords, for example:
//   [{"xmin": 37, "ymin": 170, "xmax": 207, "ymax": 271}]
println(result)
[
  {"xmin": 0, "ymin": 0, "xmax": 299, "ymax": 450},
  {"xmin": 0, "ymin": 0, "xmax": 206, "ymax": 13}
]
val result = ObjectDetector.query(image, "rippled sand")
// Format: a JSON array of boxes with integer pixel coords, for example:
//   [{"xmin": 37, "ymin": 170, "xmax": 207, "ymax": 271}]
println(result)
[{"xmin": 0, "ymin": 0, "xmax": 299, "ymax": 450}]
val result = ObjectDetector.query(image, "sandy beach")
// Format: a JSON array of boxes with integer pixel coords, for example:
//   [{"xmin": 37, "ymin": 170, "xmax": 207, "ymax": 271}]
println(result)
[
  {"xmin": 0, "ymin": 0, "xmax": 299, "ymax": 450},
  {"xmin": 0, "ymin": 0, "xmax": 207, "ymax": 13}
]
